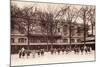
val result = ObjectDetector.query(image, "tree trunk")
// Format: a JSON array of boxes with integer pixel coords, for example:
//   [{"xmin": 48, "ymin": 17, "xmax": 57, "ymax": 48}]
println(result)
[
  {"xmin": 27, "ymin": 20, "xmax": 30, "ymax": 50},
  {"xmin": 69, "ymin": 21, "xmax": 71, "ymax": 49},
  {"xmin": 83, "ymin": 10, "xmax": 86, "ymax": 46},
  {"xmin": 92, "ymin": 24, "xmax": 94, "ymax": 35}
]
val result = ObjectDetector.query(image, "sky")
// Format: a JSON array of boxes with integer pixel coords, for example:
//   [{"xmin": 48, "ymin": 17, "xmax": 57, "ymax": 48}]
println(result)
[
  {"xmin": 11, "ymin": 0, "xmax": 96, "ymax": 5},
  {"xmin": 11, "ymin": 0, "xmax": 83, "ymax": 12}
]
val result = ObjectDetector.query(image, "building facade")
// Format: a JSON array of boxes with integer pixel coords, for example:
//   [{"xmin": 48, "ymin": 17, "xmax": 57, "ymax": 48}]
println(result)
[{"xmin": 11, "ymin": 22, "xmax": 94, "ymax": 53}]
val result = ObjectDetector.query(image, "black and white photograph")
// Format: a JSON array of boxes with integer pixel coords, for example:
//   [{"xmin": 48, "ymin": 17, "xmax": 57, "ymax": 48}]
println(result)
[{"xmin": 10, "ymin": 0, "xmax": 96, "ymax": 66}]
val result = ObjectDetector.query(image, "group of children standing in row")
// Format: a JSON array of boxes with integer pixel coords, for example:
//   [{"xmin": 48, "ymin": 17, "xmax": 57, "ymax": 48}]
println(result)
[{"xmin": 18, "ymin": 45, "xmax": 92, "ymax": 58}]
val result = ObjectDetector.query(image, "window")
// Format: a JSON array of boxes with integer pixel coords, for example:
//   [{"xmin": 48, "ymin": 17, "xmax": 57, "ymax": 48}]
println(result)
[
  {"xmin": 30, "ymin": 38, "xmax": 36, "ymax": 43},
  {"xmin": 77, "ymin": 27, "xmax": 83, "ymax": 33},
  {"xmin": 71, "ymin": 32, "xmax": 75, "ymax": 36},
  {"xmin": 63, "ymin": 39, "xmax": 68, "ymax": 43},
  {"xmin": 37, "ymin": 39, "xmax": 40, "ymax": 43},
  {"xmin": 41, "ymin": 38, "xmax": 46, "ymax": 43},
  {"xmin": 77, "ymin": 39, "xmax": 81, "ymax": 43},
  {"xmin": 58, "ymin": 28, "xmax": 60, "ymax": 32},
  {"xmin": 63, "ymin": 25, "xmax": 68, "ymax": 35},
  {"xmin": 71, "ymin": 26, "xmax": 75, "ymax": 36},
  {"xmin": 71, "ymin": 39, "xmax": 75, "ymax": 43},
  {"xmin": 18, "ymin": 38, "xmax": 26, "ymax": 43},
  {"xmin": 71, "ymin": 26, "xmax": 74, "ymax": 29},
  {"xmin": 11, "ymin": 38, "xmax": 15, "ymax": 43},
  {"xmin": 63, "ymin": 25, "xmax": 68, "ymax": 32}
]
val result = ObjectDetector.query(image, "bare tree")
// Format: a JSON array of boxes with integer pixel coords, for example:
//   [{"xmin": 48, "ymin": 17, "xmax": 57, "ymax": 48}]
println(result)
[
  {"xmin": 56, "ymin": 5, "xmax": 80, "ymax": 48},
  {"xmin": 78, "ymin": 5, "xmax": 95, "ymax": 46},
  {"xmin": 11, "ymin": 4, "xmax": 23, "ymax": 33},
  {"xmin": 87, "ymin": 6, "xmax": 95, "ymax": 35},
  {"xmin": 11, "ymin": 4, "xmax": 38, "ymax": 50},
  {"xmin": 39, "ymin": 11, "xmax": 58, "ymax": 50}
]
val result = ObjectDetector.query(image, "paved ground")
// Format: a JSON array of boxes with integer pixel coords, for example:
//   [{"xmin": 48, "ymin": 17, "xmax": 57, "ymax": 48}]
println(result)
[{"xmin": 11, "ymin": 50, "xmax": 95, "ymax": 66}]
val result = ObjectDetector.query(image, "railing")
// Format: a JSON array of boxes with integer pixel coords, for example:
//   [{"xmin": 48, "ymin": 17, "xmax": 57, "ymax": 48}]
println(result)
[{"xmin": 11, "ymin": 42, "xmax": 90, "ymax": 45}]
